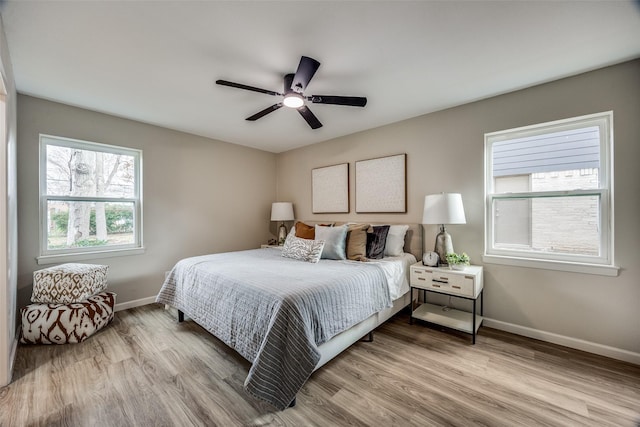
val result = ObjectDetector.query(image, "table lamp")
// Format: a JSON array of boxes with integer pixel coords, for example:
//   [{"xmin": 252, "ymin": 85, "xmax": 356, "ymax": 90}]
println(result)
[
  {"xmin": 422, "ymin": 193, "xmax": 466, "ymax": 265},
  {"xmin": 271, "ymin": 202, "xmax": 294, "ymax": 245}
]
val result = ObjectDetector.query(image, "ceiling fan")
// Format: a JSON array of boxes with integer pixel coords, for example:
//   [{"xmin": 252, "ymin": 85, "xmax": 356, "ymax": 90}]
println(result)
[{"xmin": 216, "ymin": 56, "xmax": 367, "ymax": 130}]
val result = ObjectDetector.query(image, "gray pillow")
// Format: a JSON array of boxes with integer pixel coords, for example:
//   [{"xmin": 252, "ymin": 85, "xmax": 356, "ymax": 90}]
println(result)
[{"xmin": 315, "ymin": 224, "xmax": 348, "ymax": 260}]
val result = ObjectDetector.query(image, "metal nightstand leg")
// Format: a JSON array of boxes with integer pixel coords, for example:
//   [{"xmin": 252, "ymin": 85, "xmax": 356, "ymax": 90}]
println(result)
[
  {"xmin": 409, "ymin": 287, "xmax": 414, "ymax": 325},
  {"xmin": 472, "ymin": 299, "xmax": 476, "ymax": 345}
]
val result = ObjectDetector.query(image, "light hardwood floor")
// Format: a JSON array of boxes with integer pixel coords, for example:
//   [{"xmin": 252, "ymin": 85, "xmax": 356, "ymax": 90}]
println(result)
[{"xmin": 1, "ymin": 304, "xmax": 639, "ymax": 426}]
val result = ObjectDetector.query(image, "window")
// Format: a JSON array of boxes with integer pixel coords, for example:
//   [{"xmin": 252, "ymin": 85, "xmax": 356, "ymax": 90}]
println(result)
[
  {"xmin": 39, "ymin": 135, "xmax": 143, "ymax": 263},
  {"xmin": 484, "ymin": 112, "xmax": 617, "ymax": 276}
]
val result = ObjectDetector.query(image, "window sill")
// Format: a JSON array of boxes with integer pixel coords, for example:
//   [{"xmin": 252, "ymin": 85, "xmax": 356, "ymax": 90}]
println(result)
[
  {"xmin": 37, "ymin": 247, "xmax": 146, "ymax": 265},
  {"xmin": 482, "ymin": 254, "xmax": 619, "ymax": 277}
]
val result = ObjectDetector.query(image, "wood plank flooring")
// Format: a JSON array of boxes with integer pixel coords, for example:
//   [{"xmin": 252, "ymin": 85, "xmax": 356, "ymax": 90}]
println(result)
[{"xmin": 1, "ymin": 304, "xmax": 639, "ymax": 426}]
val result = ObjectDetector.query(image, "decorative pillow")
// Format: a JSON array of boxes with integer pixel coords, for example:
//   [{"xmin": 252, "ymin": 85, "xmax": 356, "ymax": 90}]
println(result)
[
  {"xmin": 20, "ymin": 292, "xmax": 116, "ymax": 345},
  {"xmin": 295, "ymin": 222, "xmax": 316, "ymax": 239},
  {"xmin": 282, "ymin": 234, "xmax": 325, "ymax": 263},
  {"xmin": 315, "ymin": 224, "xmax": 348, "ymax": 260},
  {"xmin": 384, "ymin": 225, "xmax": 410, "ymax": 257},
  {"xmin": 294, "ymin": 222, "xmax": 334, "ymax": 239},
  {"xmin": 32, "ymin": 263, "xmax": 109, "ymax": 304},
  {"xmin": 366, "ymin": 225, "xmax": 390, "ymax": 259},
  {"xmin": 346, "ymin": 223, "xmax": 370, "ymax": 261}
]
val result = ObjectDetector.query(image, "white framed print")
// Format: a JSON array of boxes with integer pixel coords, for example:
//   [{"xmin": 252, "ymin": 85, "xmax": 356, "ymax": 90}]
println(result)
[
  {"xmin": 312, "ymin": 163, "xmax": 349, "ymax": 213},
  {"xmin": 355, "ymin": 153, "xmax": 406, "ymax": 213}
]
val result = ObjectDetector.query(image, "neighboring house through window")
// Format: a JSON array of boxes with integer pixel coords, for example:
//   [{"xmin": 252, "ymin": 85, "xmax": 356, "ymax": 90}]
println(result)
[
  {"xmin": 38, "ymin": 135, "xmax": 143, "ymax": 264},
  {"xmin": 484, "ymin": 112, "xmax": 617, "ymax": 276}
]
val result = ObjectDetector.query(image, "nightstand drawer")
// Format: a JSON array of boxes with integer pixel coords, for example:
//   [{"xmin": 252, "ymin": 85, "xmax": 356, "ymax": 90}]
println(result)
[
  {"xmin": 431, "ymin": 272, "xmax": 474, "ymax": 297},
  {"xmin": 410, "ymin": 267, "xmax": 431, "ymax": 286},
  {"xmin": 411, "ymin": 268, "xmax": 448, "ymax": 292}
]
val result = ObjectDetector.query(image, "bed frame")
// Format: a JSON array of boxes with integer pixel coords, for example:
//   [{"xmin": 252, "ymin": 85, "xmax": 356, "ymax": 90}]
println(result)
[
  {"xmin": 177, "ymin": 222, "xmax": 422, "ymax": 408},
  {"xmin": 313, "ymin": 223, "xmax": 422, "ymax": 368}
]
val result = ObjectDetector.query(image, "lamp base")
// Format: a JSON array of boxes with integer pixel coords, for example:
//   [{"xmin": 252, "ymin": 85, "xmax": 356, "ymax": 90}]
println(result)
[
  {"xmin": 434, "ymin": 225, "xmax": 454, "ymax": 265},
  {"xmin": 277, "ymin": 223, "xmax": 288, "ymax": 246}
]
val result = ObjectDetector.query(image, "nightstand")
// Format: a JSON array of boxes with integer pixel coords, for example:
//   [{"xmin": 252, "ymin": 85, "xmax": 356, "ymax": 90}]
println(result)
[{"xmin": 409, "ymin": 262, "xmax": 483, "ymax": 344}]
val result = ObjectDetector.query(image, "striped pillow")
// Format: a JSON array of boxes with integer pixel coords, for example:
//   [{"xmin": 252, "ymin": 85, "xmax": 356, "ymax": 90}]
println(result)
[{"xmin": 282, "ymin": 235, "xmax": 325, "ymax": 263}]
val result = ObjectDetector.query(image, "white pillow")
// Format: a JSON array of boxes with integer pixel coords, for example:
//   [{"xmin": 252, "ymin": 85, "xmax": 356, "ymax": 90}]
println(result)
[
  {"xmin": 384, "ymin": 225, "xmax": 409, "ymax": 257},
  {"xmin": 282, "ymin": 234, "xmax": 325, "ymax": 263},
  {"xmin": 315, "ymin": 224, "xmax": 348, "ymax": 260}
]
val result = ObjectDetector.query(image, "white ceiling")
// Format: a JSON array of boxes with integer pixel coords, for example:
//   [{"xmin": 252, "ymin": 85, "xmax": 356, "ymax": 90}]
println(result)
[{"xmin": 2, "ymin": 1, "xmax": 640, "ymax": 153}]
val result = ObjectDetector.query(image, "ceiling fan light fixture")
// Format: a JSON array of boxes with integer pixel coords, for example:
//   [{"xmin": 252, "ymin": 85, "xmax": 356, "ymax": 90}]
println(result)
[
  {"xmin": 283, "ymin": 93, "xmax": 304, "ymax": 108},
  {"xmin": 216, "ymin": 56, "xmax": 367, "ymax": 129}
]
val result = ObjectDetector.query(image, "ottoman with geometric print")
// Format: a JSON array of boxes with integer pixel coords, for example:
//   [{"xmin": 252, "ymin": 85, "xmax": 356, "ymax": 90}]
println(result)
[
  {"xmin": 20, "ymin": 292, "xmax": 116, "ymax": 344},
  {"xmin": 20, "ymin": 263, "xmax": 114, "ymax": 345},
  {"xmin": 31, "ymin": 263, "xmax": 109, "ymax": 304}
]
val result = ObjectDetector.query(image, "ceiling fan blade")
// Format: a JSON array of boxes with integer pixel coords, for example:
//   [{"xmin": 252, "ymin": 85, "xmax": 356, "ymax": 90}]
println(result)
[
  {"xmin": 297, "ymin": 106, "xmax": 322, "ymax": 129},
  {"xmin": 291, "ymin": 56, "xmax": 320, "ymax": 94},
  {"xmin": 309, "ymin": 95, "xmax": 367, "ymax": 107},
  {"xmin": 246, "ymin": 103, "xmax": 283, "ymax": 121},
  {"xmin": 216, "ymin": 79, "xmax": 282, "ymax": 96}
]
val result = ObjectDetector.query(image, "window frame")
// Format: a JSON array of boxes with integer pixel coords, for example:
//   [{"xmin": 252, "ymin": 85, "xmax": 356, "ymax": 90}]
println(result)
[
  {"xmin": 483, "ymin": 112, "xmax": 618, "ymax": 276},
  {"xmin": 37, "ymin": 134, "xmax": 144, "ymax": 264}
]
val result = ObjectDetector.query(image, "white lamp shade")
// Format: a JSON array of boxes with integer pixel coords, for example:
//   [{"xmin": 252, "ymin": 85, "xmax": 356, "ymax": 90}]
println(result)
[
  {"xmin": 422, "ymin": 193, "xmax": 466, "ymax": 225},
  {"xmin": 270, "ymin": 202, "xmax": 294, "ymax": 221}
]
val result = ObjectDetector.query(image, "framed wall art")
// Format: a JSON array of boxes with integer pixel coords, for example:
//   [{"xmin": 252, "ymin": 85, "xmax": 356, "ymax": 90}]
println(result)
[
  {"xmin": 311, "ymin": 163, "xmax": 349, "ymax": 213},
  {"xmin": 355, "ymin": 153, "xmax": 406, "ymax": 213}
]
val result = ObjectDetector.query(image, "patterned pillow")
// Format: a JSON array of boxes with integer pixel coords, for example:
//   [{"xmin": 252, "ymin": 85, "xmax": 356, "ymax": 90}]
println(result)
[
  {"xmin": 346, "ymin": 223, "xmax": 370, "ymax": 261},
  {"xmin": 32, "ymin": 263, "xmax": 109, "ymax": 304},
  {"xmin": 315, "ymin": 224, "xmax": 348, "ymax": 260},
  {"xmin": 20, "ymin": 292, "xmax": 116, "ymax": 344},
  {"xmin": 282, "ymin": 234, "xmax": 325, "ymax": 263},
  {"xmin": 366, "ymin": 225, "xmax": 390, "ymax": 259}
]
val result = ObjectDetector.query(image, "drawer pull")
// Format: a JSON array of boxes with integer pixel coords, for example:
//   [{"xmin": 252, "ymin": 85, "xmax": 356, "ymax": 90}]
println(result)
[
  {"xmin": 418, "ymin": 277, "xmax": 426, "ymax": 281},
  {"xmin": 452, "ymin": 285, "xmax": 461, "ymax": 289},
  {"xmin": 433, "ymin": 279, "xmax": 448, "ymax": 284},
  {"xmin": 431, "ymin": 284, "xmax": 441, "ymax": 288}
]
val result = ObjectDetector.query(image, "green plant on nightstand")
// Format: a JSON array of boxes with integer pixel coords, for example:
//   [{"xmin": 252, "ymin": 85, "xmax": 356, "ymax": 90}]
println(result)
[{"xmin": 445, "ymin": 252, "xmax": 470, "ymax": 270}]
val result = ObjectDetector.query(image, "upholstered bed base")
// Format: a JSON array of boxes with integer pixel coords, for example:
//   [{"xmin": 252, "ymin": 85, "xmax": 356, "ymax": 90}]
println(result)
[{"xmin": 315, "ymin": 291, "xmax": 410, "ymax": 370}]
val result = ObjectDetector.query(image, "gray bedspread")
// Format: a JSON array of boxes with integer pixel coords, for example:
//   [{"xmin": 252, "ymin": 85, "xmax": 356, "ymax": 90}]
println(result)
[{"xmin": 155, "ymin": 248, "xmax": 391, "ymax": 410}]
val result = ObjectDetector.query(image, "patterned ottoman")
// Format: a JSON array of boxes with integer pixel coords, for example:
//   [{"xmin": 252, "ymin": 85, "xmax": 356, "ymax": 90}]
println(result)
[
  {"xmin": 20, "ymin": 292, "xmax": 116, "ymax": 344},
  {"xmin": 32, "ymin": 263, "xmax": 109, "ymax": 304}
]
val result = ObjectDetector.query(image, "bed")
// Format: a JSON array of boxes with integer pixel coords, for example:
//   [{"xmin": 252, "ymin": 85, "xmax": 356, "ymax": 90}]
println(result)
[{"xmin": 156, "ymin": 223, "xmax": 421, "ymax": 410}]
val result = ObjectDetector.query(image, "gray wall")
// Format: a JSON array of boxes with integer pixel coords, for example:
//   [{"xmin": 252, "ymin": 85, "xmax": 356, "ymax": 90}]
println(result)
[
  {"xmin": 17, "ymin": 95, "xmax": 277, "ymax": 307},
  {"xmin": 276, "ymin": 59, "xmax": 640, "ymax": 355}
]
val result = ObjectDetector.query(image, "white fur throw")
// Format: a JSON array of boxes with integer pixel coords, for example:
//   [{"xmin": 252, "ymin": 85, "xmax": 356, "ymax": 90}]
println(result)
[
  {"xmin": 32, "ymin": 263, "xmax": 109, "ymax": 304},
  {"xmin": 20, "ymin": 292, "xmax": 116, "ymax": 344}
]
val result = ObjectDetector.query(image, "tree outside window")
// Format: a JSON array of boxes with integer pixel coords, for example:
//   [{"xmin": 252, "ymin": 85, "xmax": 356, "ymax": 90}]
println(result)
[{"xmin": 40, "ymin": 135, "xmax": 142, "ymax": 259}]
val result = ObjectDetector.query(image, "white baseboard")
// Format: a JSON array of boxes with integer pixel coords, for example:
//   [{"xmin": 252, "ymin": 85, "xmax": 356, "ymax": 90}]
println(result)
[
  {"xmin": 114, "ymin": 296, "xmax": 157, "ymax": 312},
  {"xmin": 483, "ymin": 318, "xmax": 640, "ymax": 365}
]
